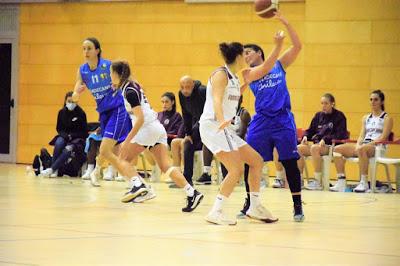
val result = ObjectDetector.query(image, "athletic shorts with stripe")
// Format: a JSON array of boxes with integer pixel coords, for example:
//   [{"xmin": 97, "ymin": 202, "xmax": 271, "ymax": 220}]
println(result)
[
  {"xmin": 199, "ymin": 119, "xmax": 246, "ymax": 154},
  {"xmin": 99, "ymin": 106, "xmax": 132, "ymax": 143}
]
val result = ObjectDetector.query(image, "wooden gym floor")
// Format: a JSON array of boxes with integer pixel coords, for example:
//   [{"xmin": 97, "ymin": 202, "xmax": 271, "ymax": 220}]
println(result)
[{"xmin": 0, "ymin": 163, "xmax": 399, "ymax": 266}]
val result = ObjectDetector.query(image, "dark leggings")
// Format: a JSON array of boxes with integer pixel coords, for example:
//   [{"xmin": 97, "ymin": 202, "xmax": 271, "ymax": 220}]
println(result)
[
  {"xmin": 281, "ymin": 158, "xmax": 302, "ymax": 194},
  {"xmin": 183, "ymin": 125, "xmax": 213, "ymax": 185}
]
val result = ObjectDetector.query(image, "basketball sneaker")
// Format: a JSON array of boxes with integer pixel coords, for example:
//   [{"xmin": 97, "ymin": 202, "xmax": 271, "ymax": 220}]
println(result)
[
  {"xmin": 103, "ymin": 166, "xmax": 116, "ymax": 181},
  {"xmin": 90, "ymin": 167, "xmax": 101, "ymax": 187},
  {"xmin": 353, "ymin": 180, "xmax": 369, "ymax": 193},
  {"xmin": 39, "ymin": 168, "xmax": 53, "ymax": 178},
  {"xmin": 82, "ymin": 168, "xmax": 93, "ymax": 180},
  {"xmin": 293, "ymin": 203, "xmax": 305, "ymax": 222},
  {"xmin": 272, "ymin": 178, "xmax": 285, "ymax": 188},
  {"xmin": 330, "ymin": 178, "xmax": 347, "ymax": 192},
  {"xmin": 246, "ymin": 204, "xmax": 278, "ymax": 223},
  {"xmin": 305, "ymin": 179, "xmax": 323, "ymax": 190},
  {"xmin": 205, "ymin": 209, "xmax": 237, "ymax": 225},
  {"xmin": 195, "ymin": 173, "xmax": 212, "ymax": 185},
  {"xmin": 121, "ymin": 183, "xmax": 148, "ymax": 203},
  {"xmin": 133, "ymin": 185, "xmax": 156, "ymax": 203},
  {"xmin": 182, "ymin": 190, "xmax": 204, "ymax": 212}
]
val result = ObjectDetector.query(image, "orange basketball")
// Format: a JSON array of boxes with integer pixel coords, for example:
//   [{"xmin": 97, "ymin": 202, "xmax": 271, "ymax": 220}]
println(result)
[{"xmin": 254, "ymin": 0, "xmax": 279, "ymax": 19}]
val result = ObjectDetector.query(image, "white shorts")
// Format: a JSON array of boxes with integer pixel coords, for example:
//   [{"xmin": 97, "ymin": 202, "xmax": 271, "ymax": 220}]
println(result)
[
  {"xmin": 131, "ymin": 120, "xmax": 168, "ymax": 147},
  {"xmin": 199, "ymin": 119, "xmax": 246, "ymax": 154}
]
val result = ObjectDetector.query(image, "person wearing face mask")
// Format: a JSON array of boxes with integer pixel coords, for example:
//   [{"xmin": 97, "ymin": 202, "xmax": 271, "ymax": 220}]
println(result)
[
  {"xmin": 40, "ymin": 91, "xmax": 88, "ymax": 177},
  {"xmin": 297, "ymin": 93, "xmax": 348, "ymax": 190}
]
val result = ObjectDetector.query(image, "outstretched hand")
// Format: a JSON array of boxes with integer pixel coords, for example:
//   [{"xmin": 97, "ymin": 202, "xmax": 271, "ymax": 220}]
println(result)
[{"xmin": 274, "ymin": 11, "xmax": 289, "ymax": 26}]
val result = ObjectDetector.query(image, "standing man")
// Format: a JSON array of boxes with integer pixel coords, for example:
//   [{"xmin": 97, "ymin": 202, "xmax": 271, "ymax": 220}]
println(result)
[{"xmin": 178, "ymin": 76, "xmax": 214, "ymax": 186}]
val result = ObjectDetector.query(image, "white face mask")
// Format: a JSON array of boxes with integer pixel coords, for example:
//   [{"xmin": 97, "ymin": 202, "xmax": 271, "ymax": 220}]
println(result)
[{"xmin": 66, "ymin": 103, "xmax": 76, "ymax": 111}]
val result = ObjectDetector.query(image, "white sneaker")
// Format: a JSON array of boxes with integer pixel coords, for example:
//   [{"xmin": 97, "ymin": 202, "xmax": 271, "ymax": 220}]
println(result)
[
  {"xmin": 330, "ymin": 179, "xmax": 347, "ymax": 192},
  {"xmin": 82, "ymin": 168, "xmax": 93, "ymax": 180},
  {"xmin": 205, "ymin": 209, "xmax": 237, "ymax": 225},
  {"xmin": 246, "ymin": 204, "xmax": 278, "ymax": 223},
  {"xmin": 133, "ymin": 185, "xmax": 157, "ymax": 203},
  {"xmin": 354, "ymin": 180, "xmax": 369, "ymax": 193},
  {"xmin": 50, "ymin": 170, "xmax": 58, "ymax": 178},
  {"xmin": 115, "ymin": 174, "xmax": 125, "ymax": 182},
  {"xmin": 90, "ymin": 167, "xmax": 101, "ymax": 187},
  {"xmin": 103, "ymin": 166, "xmax": 116, "ymax": 181},
  {"xmin": 39, "ymin": 168, "xmax": 53, "ymax": 178},
  {"xmin": 272, "ymin": 178, "xmax": 285, "ymax": 188},
  {"xmin": 305, "ymin": 179, "xmax": 323, "ymax": 190}
]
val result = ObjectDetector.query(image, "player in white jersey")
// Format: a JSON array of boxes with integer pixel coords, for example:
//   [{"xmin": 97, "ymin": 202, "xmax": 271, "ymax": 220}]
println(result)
[
  {"xmin": 109, "ymin": 61, "xmax": 204, "ymax": 211},
  {"xmin": 200, "ymin": 37, "xmax": 284, "ymax": 225},
  {"xmin": 332, "ymin": 90, "xmax": 393, "ymax": 192}
]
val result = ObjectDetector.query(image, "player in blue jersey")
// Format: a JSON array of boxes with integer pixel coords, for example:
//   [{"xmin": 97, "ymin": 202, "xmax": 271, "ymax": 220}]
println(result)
[
  {"xmin": 72, "ymin": 37, "xmax": 133, "ymax": 188},
  {"xmin": 242, "ymin": 12, "xmax": 305, "ymax": 222}
]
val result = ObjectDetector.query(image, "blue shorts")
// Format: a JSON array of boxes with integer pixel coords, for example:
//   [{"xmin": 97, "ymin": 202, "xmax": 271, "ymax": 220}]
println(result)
[
  {"xmin": 99, "ymin": 106, "xmax": 132, "ymax": 143},
  {"xmin": 246, "ymin": 113, "xmax": 299, "ymax": 162}
]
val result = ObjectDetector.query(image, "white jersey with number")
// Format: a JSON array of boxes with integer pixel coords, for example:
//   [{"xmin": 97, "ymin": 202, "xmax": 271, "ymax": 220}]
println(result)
[
  {"xmin": 363, "ymin": 112, "xmax": 387, "ymax": 143},
  {"xmin": 200, "ymin": 65, "xmax": 241, "ymax": 122}
]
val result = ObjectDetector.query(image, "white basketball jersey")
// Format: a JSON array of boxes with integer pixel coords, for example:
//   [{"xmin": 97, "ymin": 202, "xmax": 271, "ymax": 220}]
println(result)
[
  {"xmin": 121, "ymin": 81, "xmax": 157, "ymax": 125},
  {"xmin": 363, "ymin": 112, "xmax": 387, "ymax": 143},
  {"xmin": 200, "ymin": 66, "xmax": 241, "ymax": 122}
]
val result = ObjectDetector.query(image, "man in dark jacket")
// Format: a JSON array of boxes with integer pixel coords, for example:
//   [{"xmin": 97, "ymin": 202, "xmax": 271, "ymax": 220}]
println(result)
[{"xmin": 178, "ymin": 75, "xmax": 214, "ymax": 186}]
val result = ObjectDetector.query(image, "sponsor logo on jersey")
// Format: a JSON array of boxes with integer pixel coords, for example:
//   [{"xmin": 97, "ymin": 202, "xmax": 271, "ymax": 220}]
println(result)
[{"xmin": 101, "ymin": 63, "xmax": 107, "ymax": 69}]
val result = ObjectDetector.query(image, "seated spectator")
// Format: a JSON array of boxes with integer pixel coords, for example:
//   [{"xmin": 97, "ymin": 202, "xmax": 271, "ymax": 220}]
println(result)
[
  {"xmin": 297, "ymin": 93, "xmax": 348, "ymax": 190},
  {"xmin": 143, "ymin": 92, "xmax": 184, "ymax": 171},
  {"xmin": 332, "ymin": 90, "xmax": 393, "ymax": 192},
  {"xmin": 40, "ymin": 91, "xmax": 88, "ymax": 177}
]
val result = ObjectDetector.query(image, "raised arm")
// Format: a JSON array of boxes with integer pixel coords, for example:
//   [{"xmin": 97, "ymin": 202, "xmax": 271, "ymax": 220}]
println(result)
[
  {"xmin": 276, "ymin": 11, "xmax": 302, "ymax": 69},
  {"xmin": 242, "ymin": 31, "xmax": 284, "ymax": 85}
]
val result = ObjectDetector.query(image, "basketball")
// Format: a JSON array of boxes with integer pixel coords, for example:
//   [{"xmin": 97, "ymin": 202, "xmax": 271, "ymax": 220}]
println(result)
[{"xmin": 255, "ymin": 0, "xmax": 279, "ymax": 19}]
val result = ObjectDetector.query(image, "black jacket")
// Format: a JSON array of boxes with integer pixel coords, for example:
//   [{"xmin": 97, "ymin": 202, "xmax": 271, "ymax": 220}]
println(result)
[
  {"xmin": 178, "ymin": 80, "xmax": 206, "ymax": 136},
  {"xmin": 54, "ymin": 105, "xmax": 88, "ymax": 142},
  {"xmin": 305, "ymin": 108, "xmax": 348, "ymax": 145}
]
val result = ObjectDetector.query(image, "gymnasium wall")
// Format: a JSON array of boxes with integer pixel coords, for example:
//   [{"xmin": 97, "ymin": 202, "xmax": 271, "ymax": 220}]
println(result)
[{"xmin": 17, "ymin": 0, "xmax": 400, "ymax": 180}]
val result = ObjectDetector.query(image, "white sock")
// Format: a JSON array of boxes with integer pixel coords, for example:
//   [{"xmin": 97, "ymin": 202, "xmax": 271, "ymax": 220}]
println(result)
[
  {"xmin": 249, "ymin": 192, "xmax": 261, "ymax": 209},
  {"xmin": 314, "ymin": 172, "xmax": 322, "ymax": 182},
  {"xmin": 87, "ymin": 164, "xmax": 95, "ymax": 172},
  {"xmin": 211, "ymin": 194, "xmax": 226, "ymax": 213},
  {"xmin": 130, "ymin": 176, "xmax": 143, "ymax": 188},
  {"xmin": 276, "ymin": 170, "xmax": 285, "ymax": 179},
  {"xmin": 184, "ymin": 183, "xmax": 195, "ymax": 197},
  {"xmin": 360, "ymin": 174, "xmax": 368, "ymax": 183},
  {"xmin": 203, "ymin": 166, "xmax": 212, "ymax": 175}
]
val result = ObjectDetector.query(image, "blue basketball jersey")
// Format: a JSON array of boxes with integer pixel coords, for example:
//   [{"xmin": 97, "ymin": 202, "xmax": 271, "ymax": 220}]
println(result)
[
  {"xmin": 249, "ymin": 60, "xmax": 292, "ymax": 118},
  {"xmin": 80, "ymin": 58, "xmax": 124, "ymax": 114}
]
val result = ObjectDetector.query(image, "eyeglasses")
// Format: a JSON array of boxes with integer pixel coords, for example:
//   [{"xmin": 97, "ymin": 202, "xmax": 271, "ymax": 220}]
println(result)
[{"xmin": 370, "ymin": 98, "xmax": 379, "ymax": 102}]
